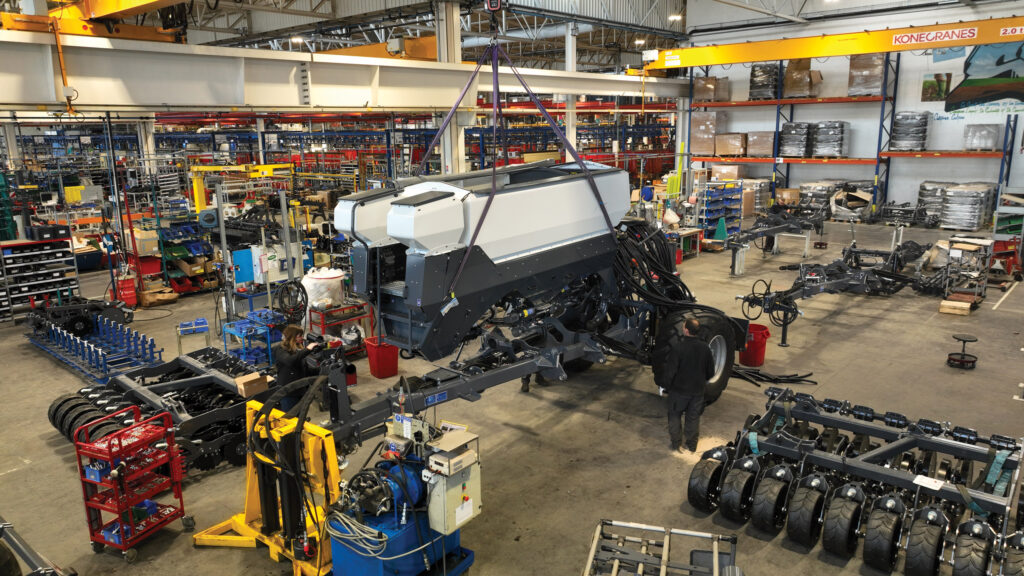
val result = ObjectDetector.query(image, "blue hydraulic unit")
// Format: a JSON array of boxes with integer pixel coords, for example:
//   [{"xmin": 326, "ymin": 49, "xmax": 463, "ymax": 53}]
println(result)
[{"xmin": 328, "ymin": 414, "xmax": 479, "ymax": 576}]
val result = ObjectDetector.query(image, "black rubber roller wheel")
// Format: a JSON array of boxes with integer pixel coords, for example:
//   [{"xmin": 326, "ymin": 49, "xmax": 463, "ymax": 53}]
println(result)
[
  {"xmin": 1003, "ymin": 548, "xmax": 1024, "ymax": 576},
  {"xmin": 862, "ymin": 510, "xmax": 903, "ymax": 572},
  {"xmin": 688, "ymin": 458, "xmax": 725, "ymax": 513},
  {"xmin": 73, "ymin": 417, "xmax": 114, "ymax": 443},
  {"xmin": 59, "ymin": 404, "xmax": 96, "ymax": 440},
  {"xmin": 822, "ymin": 497, "xmax": 862, "ymax": 558},
  {"xmin": 0, "ymin": 540, "xmax": 22, "ymax": 576},
  {"xmin": 952, "ymin": 533, "xmax": 991, "ymax": 576},
  {"xmin": 66, "ymin": 409, "xmax": 104, "ymax": 442},
  {"xmin": 750, "ymin": 477, "xmax": 789, "ymax": 533},
  {"xmin": 51, "ymin": 397, "xmax": 90, "ymax": 431},
  {"xmin": 48, "ymin": 393, "xmax": 83, "ymax": 427},
  {"xmin": 905, "ymin": 522, "xmax": 946, "ymax": 576},
  {"xmin": 719, "ymin": 468, "xmax": 756, "ymax": 523},
  {"xmin": 786, "ymin": 487, "xmax": 826, "ymax": 548}
]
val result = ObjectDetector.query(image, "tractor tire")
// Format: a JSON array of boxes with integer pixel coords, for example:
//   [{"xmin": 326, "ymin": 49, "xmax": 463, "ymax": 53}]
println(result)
[
  {"xmin": 72, "ymin": 413, "xmax": 110, "ymax": 443},
  {"xmin": 904, "ymin": 521, "xmax": 945, "ymax": 576},
  {"xmin": 66, "ymin": 409, "xmax": 104, "ymax": 442},
  {"xmin": 822, "ymin": 497, "xmax": 862, "ymax": 558},
  {"xmin": 719, "ymin": 468, "xmax": 756, "ymax": 523},
  {"xmin": 862, "ymin": 510, "xmax": 903, "ymax": 572},
  {"xmin": 1002, "ymin": 548, "xmax": 1024, "ymax": 576},
  {"xmin": 0, "ymin": 541, "xmax": 21, "ymax": 576},
  {"xmin": 48, "ymin": 393, "xmax": 84, "ymax": 427},
  {"xmin": 688, "ymin": 458, "xmax": 725, "ymax": 513},
  {"xmin": 692, "ymin": 311, "xmax": 736, "ymax": 405},
  {"xmin": 951, "ymin": 533, "xmax": 991, "ymax": 576},
  {"xmin": 750, "ymin": 477, "xmax": 789, "ymax": 533},
  {"xmin": 786, "ymin": 486, "xmax": 826, "ymax": 548}
]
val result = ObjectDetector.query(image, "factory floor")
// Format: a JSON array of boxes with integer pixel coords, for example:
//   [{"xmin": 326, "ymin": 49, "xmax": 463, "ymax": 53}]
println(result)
[{"xmin": 1, "ymin": 221, "xmax": 1022, "ymax": 576}]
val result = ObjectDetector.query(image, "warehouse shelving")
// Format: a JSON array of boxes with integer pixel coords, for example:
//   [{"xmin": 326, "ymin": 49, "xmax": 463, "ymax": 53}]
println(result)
[{"xmin": 0, "ymin": 236, "xmax": 81, "ymax": 320}]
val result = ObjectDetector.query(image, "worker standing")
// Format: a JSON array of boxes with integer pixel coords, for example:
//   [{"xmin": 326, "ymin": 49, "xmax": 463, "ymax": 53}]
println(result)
[
  {"xmin": 274, "ymin": 324, "xmax": 319, "ymax": 410},
  {"xmin": 653, "ymin": 317, "xmax": 715, "ymax": 454}
]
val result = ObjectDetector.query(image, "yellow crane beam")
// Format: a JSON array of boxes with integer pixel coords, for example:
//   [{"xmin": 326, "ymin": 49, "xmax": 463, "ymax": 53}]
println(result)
[{"xmin": 646, "ymin": 15, "xmax": 1024, "ymax": 69}]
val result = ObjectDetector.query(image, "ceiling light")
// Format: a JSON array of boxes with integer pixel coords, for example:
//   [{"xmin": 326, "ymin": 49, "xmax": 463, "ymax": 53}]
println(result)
[
  {"xmin": 634, "ymin": 38, "xmax": 646, "ymax": 45},
  {"xmin": 668, "ymin": 14, "xmax": 682, "ymax": 21},
  {"xmin": 290, "ymin": 36, "xmax": 304, "ymax": 43}
]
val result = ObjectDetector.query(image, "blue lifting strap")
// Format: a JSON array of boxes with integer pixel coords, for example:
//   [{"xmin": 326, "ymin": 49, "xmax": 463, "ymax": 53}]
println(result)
[
  {"xmin": 748, "ymin": 432, "xmax": 760, "ymax": 455},
  {"xmin": 986, "ymin": 450, "xmax": 1010, "ymax": 486}
]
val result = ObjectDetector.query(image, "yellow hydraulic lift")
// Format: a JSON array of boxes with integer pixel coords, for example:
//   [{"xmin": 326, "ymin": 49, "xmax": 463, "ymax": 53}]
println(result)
[
  {"xmin": 188, "ymin": 164, "xmax": 293, "ymax": 212},
  {"xmin": 646, "ymin": 14, "xmax": 1024, "ymax": 69}
]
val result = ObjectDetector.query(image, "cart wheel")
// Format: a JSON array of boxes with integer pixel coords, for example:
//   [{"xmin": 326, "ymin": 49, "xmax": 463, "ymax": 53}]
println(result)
[
  {"xmin": 750, "ymin": 477, "xmax": 789, "ymax": 533},
  {"xmin": 687, "ymin": 458, "xmax": 725, "ymax": 513},
  {"xmin": 862, "ymin": 510, "xmax": 902, "ymax": 572},
  {"xmin": 786, "ymin": 486, "xmax": 826, "ymax": 548},
  {"xmin": 904, "ymin": 521, "xmax": 945, "ymax": 576},
  {"xmin": 182, "ymin": 516, "xmax": 196, "ymax": 532},
  {"xmin": 123, "ymin": 548, "xmax": 138, "ymax": 564},
  {"xmin": 719, "ymin": 468, "xmax": 756, "ymax": 523},
  {"xmin": 90, "ymin": 541, "xmax": 105, "ymax": 554},
  {"xmin": 822, "ymin": 496, "xmax": 862, "ymax": 558}
]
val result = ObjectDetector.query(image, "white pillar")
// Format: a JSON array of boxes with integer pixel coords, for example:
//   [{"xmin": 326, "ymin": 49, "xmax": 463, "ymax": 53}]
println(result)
[
  {"xmin": 137, "ymin": 118, "xmax": 156, "ymax": 163},
  {"xmin": 564, "ymin": 24, "xmax": 577, "ymax": 150},
  {"xmin": 2, "ymin": 122, "xmax": 21, "ymax": 170},
  {"xmin": 436, "ymin": 1, "xmax": 467, "ymax": 174},
  {"xmin": 675, "ymin": 97, "xmax": 686, "ymax": 173},
  {"xmin": 255, "ymin": 118, "xmax": 266, "ymax": 164}
]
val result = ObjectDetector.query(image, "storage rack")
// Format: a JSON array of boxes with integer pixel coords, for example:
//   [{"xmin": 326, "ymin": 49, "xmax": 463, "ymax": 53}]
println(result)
[
  {"xmin": 696, "ymin": 180, "xmax": 742, "ymax": 238},
  {"xmin": 0, "ymin": 236, "xmax": 81, "ymax": 320}
]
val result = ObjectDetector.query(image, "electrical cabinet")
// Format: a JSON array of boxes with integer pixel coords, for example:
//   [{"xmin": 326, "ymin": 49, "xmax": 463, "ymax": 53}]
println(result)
[{"xmin": 425, "ymin": 462, "xmax": 481, "ymax": 536}]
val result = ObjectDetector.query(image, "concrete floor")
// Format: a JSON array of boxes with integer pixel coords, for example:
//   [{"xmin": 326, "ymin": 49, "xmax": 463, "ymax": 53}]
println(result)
[{"xmin": 1, "ymin": 221, "xmax": 1022, "ymax": 576}]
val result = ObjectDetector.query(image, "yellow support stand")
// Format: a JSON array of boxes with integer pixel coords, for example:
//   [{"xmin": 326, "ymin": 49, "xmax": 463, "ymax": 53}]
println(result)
[{"xmin": 192, "ymin": 401, "xmax": 341, "ymax": 576}]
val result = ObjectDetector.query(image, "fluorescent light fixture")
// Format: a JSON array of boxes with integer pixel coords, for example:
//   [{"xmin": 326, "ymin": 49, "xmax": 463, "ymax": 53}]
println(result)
[
  {"xmin": 290, "ymin": 36, "xmax": 304, "ymax": 43},
  {"xmin": 634, "ymin": 38, "xmax": 646, "ymax": 45},
  {"xmin": 668, "ymin": 14, "xmax": 682, "ymax": 21}
]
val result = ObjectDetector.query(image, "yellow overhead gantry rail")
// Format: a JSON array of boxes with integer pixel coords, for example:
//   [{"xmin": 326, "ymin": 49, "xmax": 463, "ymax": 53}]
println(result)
[{"xmin": 646, "ymin": 15, "xmax": 1024, "ymax": 69}]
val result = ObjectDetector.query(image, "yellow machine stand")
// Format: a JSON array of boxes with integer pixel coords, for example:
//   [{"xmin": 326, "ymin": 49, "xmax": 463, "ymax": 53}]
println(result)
[{"xmin": 192, "ymin": 401, "xmax": 341, "ymax": 576}]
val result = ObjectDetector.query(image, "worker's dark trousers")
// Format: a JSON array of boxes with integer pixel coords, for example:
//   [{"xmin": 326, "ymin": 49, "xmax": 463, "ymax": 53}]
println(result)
[{"xmin": 667, "ymin": 393, "xmax": 703, "ymax": 451}]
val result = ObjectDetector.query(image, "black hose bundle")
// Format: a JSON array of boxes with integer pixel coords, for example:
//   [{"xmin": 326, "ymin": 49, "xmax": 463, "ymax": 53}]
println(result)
[
  {"xmin": 731, "ymin": 366, "xmax": 817, "ymax": 387},
  {"xmin": 614, "ymin": 219, "xmax": 695, "ymax": 307}
]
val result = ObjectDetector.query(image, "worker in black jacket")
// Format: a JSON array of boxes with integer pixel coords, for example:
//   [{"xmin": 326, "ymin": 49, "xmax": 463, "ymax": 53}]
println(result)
[
  {"xmin": 274, "ymin": 324, "xmax": 319, "ymax": 410},
  {"xmin": 653, "ymin": 317, "xmax": 714, "ymax": 454}
]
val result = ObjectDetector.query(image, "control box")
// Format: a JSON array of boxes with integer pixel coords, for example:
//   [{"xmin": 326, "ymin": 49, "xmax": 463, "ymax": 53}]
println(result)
[{"xmin": 423, "ymin": 429, "xmax": 482, "ymax": 535}]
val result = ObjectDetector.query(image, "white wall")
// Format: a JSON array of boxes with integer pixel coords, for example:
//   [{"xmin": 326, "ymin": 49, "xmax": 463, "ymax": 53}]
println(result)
[{"xmin": 686, "ymin": 0, "xmax": 1024, "ymax": 203}]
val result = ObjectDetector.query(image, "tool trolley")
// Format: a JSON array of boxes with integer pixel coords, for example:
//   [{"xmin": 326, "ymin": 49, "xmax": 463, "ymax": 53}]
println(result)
[{"xmin": 74, "ymin": 406, "xmax": 192, "ymax": 563}]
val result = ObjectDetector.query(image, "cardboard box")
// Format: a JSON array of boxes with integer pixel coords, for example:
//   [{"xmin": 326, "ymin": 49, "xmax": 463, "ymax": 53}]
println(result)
[
  {"xmin": 139, "ymin": 288, "xmax": 179, "ymax": 308},
  {"xmin": 711, "ymin": 165, "xmax": 746, "ymax": 181},
  {"xmin": 848, "ymin": 53, "xmax": 884, "ymax": 97},
  {"xmin": 142, "ymin": 278, "xmax": 165, "ymax": 291},
  {"xmin": 742, "ymin": 189, "xmax": 756, "ymax": 217},
  {"xmin": 747, "ymin": 131, "xmax": 776, "ymax": 157},
  {"xmin": 174, "ymin": 256, "xmax": 207, "ymax": 277},
  {"xmin": 783, "ymin": 59, "xmax": 822, "ymax": 98},
  {"xmin": 693, "ymin": 76, "xmax": 730, "ymax": 102},
  {"xmin": 690, "ymin": 111, "xmax": 724, "ymax": 156},
  {"xmin": 776, "ymin": 188, "xmax": 801, "ymax": 205},
  {"xmin": 235, "ymin": 372, "xmax": 269, "ymax": 397},
  {"xmin": 714, "ymin": 133, "xmax": 747, "ymax": 157},
  {"xmin": 132, "ymin": 229, "xmax": 160, "ymax": 257}
]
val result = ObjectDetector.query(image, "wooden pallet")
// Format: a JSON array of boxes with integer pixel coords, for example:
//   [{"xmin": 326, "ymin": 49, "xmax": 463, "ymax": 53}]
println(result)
[{"xmin": 939, "ymin": 300, "xmax": 972, "ymax": 315}]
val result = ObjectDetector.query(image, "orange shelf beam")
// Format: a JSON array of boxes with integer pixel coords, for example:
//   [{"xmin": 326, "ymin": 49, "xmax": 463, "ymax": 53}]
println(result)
[
  {"xmin": 783, "ymin": 157, "xmax": 880, "ymax": 165},
  {"xmin": 692, "ymin": 156, "xmax": 881, "ymax": 165},
  {"xmin": 691, "ymin": 156, "xmax": 775, "ymax": 163},
  {"xmin": 695, "ymin": 96, "xmax": 887, "ymax": 108},
  {"xmin": 879, "ymin": 150, "xmax": 1002, "ymax": 159}
]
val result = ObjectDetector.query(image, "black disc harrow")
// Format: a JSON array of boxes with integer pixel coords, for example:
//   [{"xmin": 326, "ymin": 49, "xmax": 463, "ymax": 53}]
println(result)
[
  {"xmin": 46, "ymin": 347, "xmax": 269, "ymax": 471},
  {"xmin": 688, "ymin": 387, "xmax": 1024, "ymax": 576}
]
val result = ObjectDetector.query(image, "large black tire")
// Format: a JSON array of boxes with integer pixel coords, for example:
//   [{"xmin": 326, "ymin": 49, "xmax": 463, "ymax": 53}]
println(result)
[
  {"xmin": 786, "ymin": 487, "xmax": 826, "ymax": 548},
  {"xmin": 1003, "ymin": 548, "xmax": 1024, "ymax": 576},
  {"xmin": 51, "ymin": 397, "xmax": 89, "ymax": 430},
  {"xmin": 862, "ymin": 510, "xmax": 903, "ymax": 572},
  {"xmin": 951, "ymin": 534, "xmax": 991, "ymax": 576},
  {"xmin": 48, "ymin": 393, "xmax": 83, "ymax": 426},
  {"xmin": 692, "ymin": 312, "xmax": 736, "ymax": 405},
  {"xmin": 750, "ymin": 477, "xmax": 789, "ymax": 533},
  {"xmin": 73, "ymin": 415, "xmax": 113, "ymax": 443},
  {"xmin": 59, "ymin": 404, "xmax": 96, "ymax": 440},
  {"xmin": 688, "ymin": 458, "xmax": 725, "ymax": 513},
  {"xmin": 905, "ymin": 522, "xmax": 945, "ymax": 576},
  {"xmin": 720, "ymin": 468, "xmax": 756, "ymax": 523},
  {"xmin": 822, "ymin": 497, "xmax": 862, "ymax": 558},
  {"xmin": 65, "ymin": 409, "xmax": 104, "ymax": 442},
  {"xmin": 0, "ymin": 541, "xmax": 21, "ymax": 576}
]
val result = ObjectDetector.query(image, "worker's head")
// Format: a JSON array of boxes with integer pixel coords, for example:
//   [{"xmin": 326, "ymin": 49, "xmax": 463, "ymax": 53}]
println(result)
[
  {"xmin": 683, "ymin": 318, "xmax": 700, "ymax": 337},
  {"xmin": 282, "ymin": 324, "xmax": 305, "ymax": 352}
]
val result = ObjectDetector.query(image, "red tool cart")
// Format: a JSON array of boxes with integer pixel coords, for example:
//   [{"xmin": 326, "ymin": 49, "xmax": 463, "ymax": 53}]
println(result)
[{"xmin": 74, "ymin": 406, "xmax": 193, "ymax": 563}]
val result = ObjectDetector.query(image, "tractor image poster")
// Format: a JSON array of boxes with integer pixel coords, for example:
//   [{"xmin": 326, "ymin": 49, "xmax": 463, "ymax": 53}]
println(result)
[{"xmin": 945, "ymin": 41, "xmax": 1024, "ymax": 112}]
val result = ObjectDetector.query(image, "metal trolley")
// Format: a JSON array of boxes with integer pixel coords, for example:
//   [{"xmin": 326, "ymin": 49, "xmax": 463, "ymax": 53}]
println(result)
[{"xmin": 583, "ymin": 519, "xmax": 742, "ymax": 576}]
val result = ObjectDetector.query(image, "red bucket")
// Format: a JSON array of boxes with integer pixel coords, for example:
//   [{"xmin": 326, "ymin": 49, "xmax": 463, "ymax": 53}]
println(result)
[
  {"xmin": 738, "ymin": 324, "xmax": 771, "ymax": 367},
  {"xmin": 366, "ymin": 337, "xmax": 399, "ymax": 379}
]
